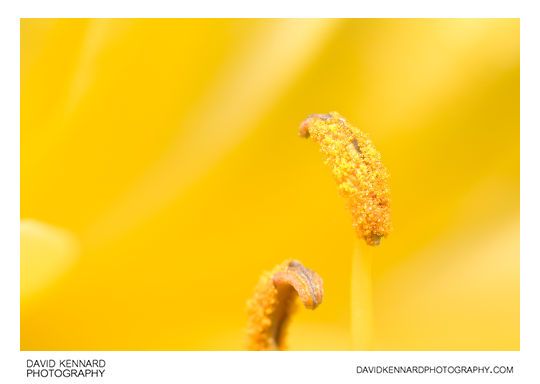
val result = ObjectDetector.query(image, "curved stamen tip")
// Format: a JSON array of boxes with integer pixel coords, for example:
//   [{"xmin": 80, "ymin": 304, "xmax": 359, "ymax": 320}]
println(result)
[
  {"xmin": 246, "ymin": 259, "xmax": 324, "ymax": 350},
  {"xmin": 273, "ymin": 260, "xmax": 324, "ymax": 309},
  {"xmin": 299, "ymin": 113, "xmax": 333, "ymax": 138}
]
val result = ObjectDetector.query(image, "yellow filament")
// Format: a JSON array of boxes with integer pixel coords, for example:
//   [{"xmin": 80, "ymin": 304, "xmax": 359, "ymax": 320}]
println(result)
[{"xmin": 351, "ymin": 240, "xmax": 374, "ymax": 350}]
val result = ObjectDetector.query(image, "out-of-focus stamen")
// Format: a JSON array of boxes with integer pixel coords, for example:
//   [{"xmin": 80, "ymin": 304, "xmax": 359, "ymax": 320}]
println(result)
[{"xmin": 246, "ymin": 259, "xmax": 323, "ymax": 351}]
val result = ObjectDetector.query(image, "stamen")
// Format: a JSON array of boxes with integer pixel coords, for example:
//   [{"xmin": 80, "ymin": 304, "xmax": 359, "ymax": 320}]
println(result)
[
  {"xmin": 299, "ymin": 112, "xmax": 392, "ymax": 246},
  {"xmin": 246, "ymin": 260, "xmax": 323, "ymax": 351}
]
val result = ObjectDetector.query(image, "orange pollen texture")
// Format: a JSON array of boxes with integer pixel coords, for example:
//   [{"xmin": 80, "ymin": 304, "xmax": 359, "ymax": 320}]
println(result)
[
  {"xmin": 299, "ymin": 112, "xmax": 392, "ymax": 246},
  {"xmin": 246, "ymin": 259, "xmax": 323, "ymax": 351}
]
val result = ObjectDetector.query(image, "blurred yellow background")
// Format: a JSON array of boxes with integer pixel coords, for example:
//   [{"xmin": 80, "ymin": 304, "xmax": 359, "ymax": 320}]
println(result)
[{"xmin": 20, "ymin": 18, "xmax": 519, "ymax": 350}]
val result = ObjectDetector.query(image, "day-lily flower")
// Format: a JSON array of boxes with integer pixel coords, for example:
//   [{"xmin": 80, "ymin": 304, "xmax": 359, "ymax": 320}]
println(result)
[{"xmin": 21, "ymin": 19, "xmax": 519, "ymax": 351}]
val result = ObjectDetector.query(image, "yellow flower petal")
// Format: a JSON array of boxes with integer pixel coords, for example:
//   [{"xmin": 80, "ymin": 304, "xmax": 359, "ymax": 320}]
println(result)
[{"xmin": 21, "ymin": 219, "xmax": 80, "ymax": 300}]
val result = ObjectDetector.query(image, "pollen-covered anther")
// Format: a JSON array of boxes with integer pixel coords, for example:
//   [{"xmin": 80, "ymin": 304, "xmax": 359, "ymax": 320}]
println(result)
[
  {"xmin": 299, "ymin": 112, "xmax": 392, "ymax": 246},
  {"xmin": 246, "ymin": 260, "xmax": 324, "ymax": 351}
]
